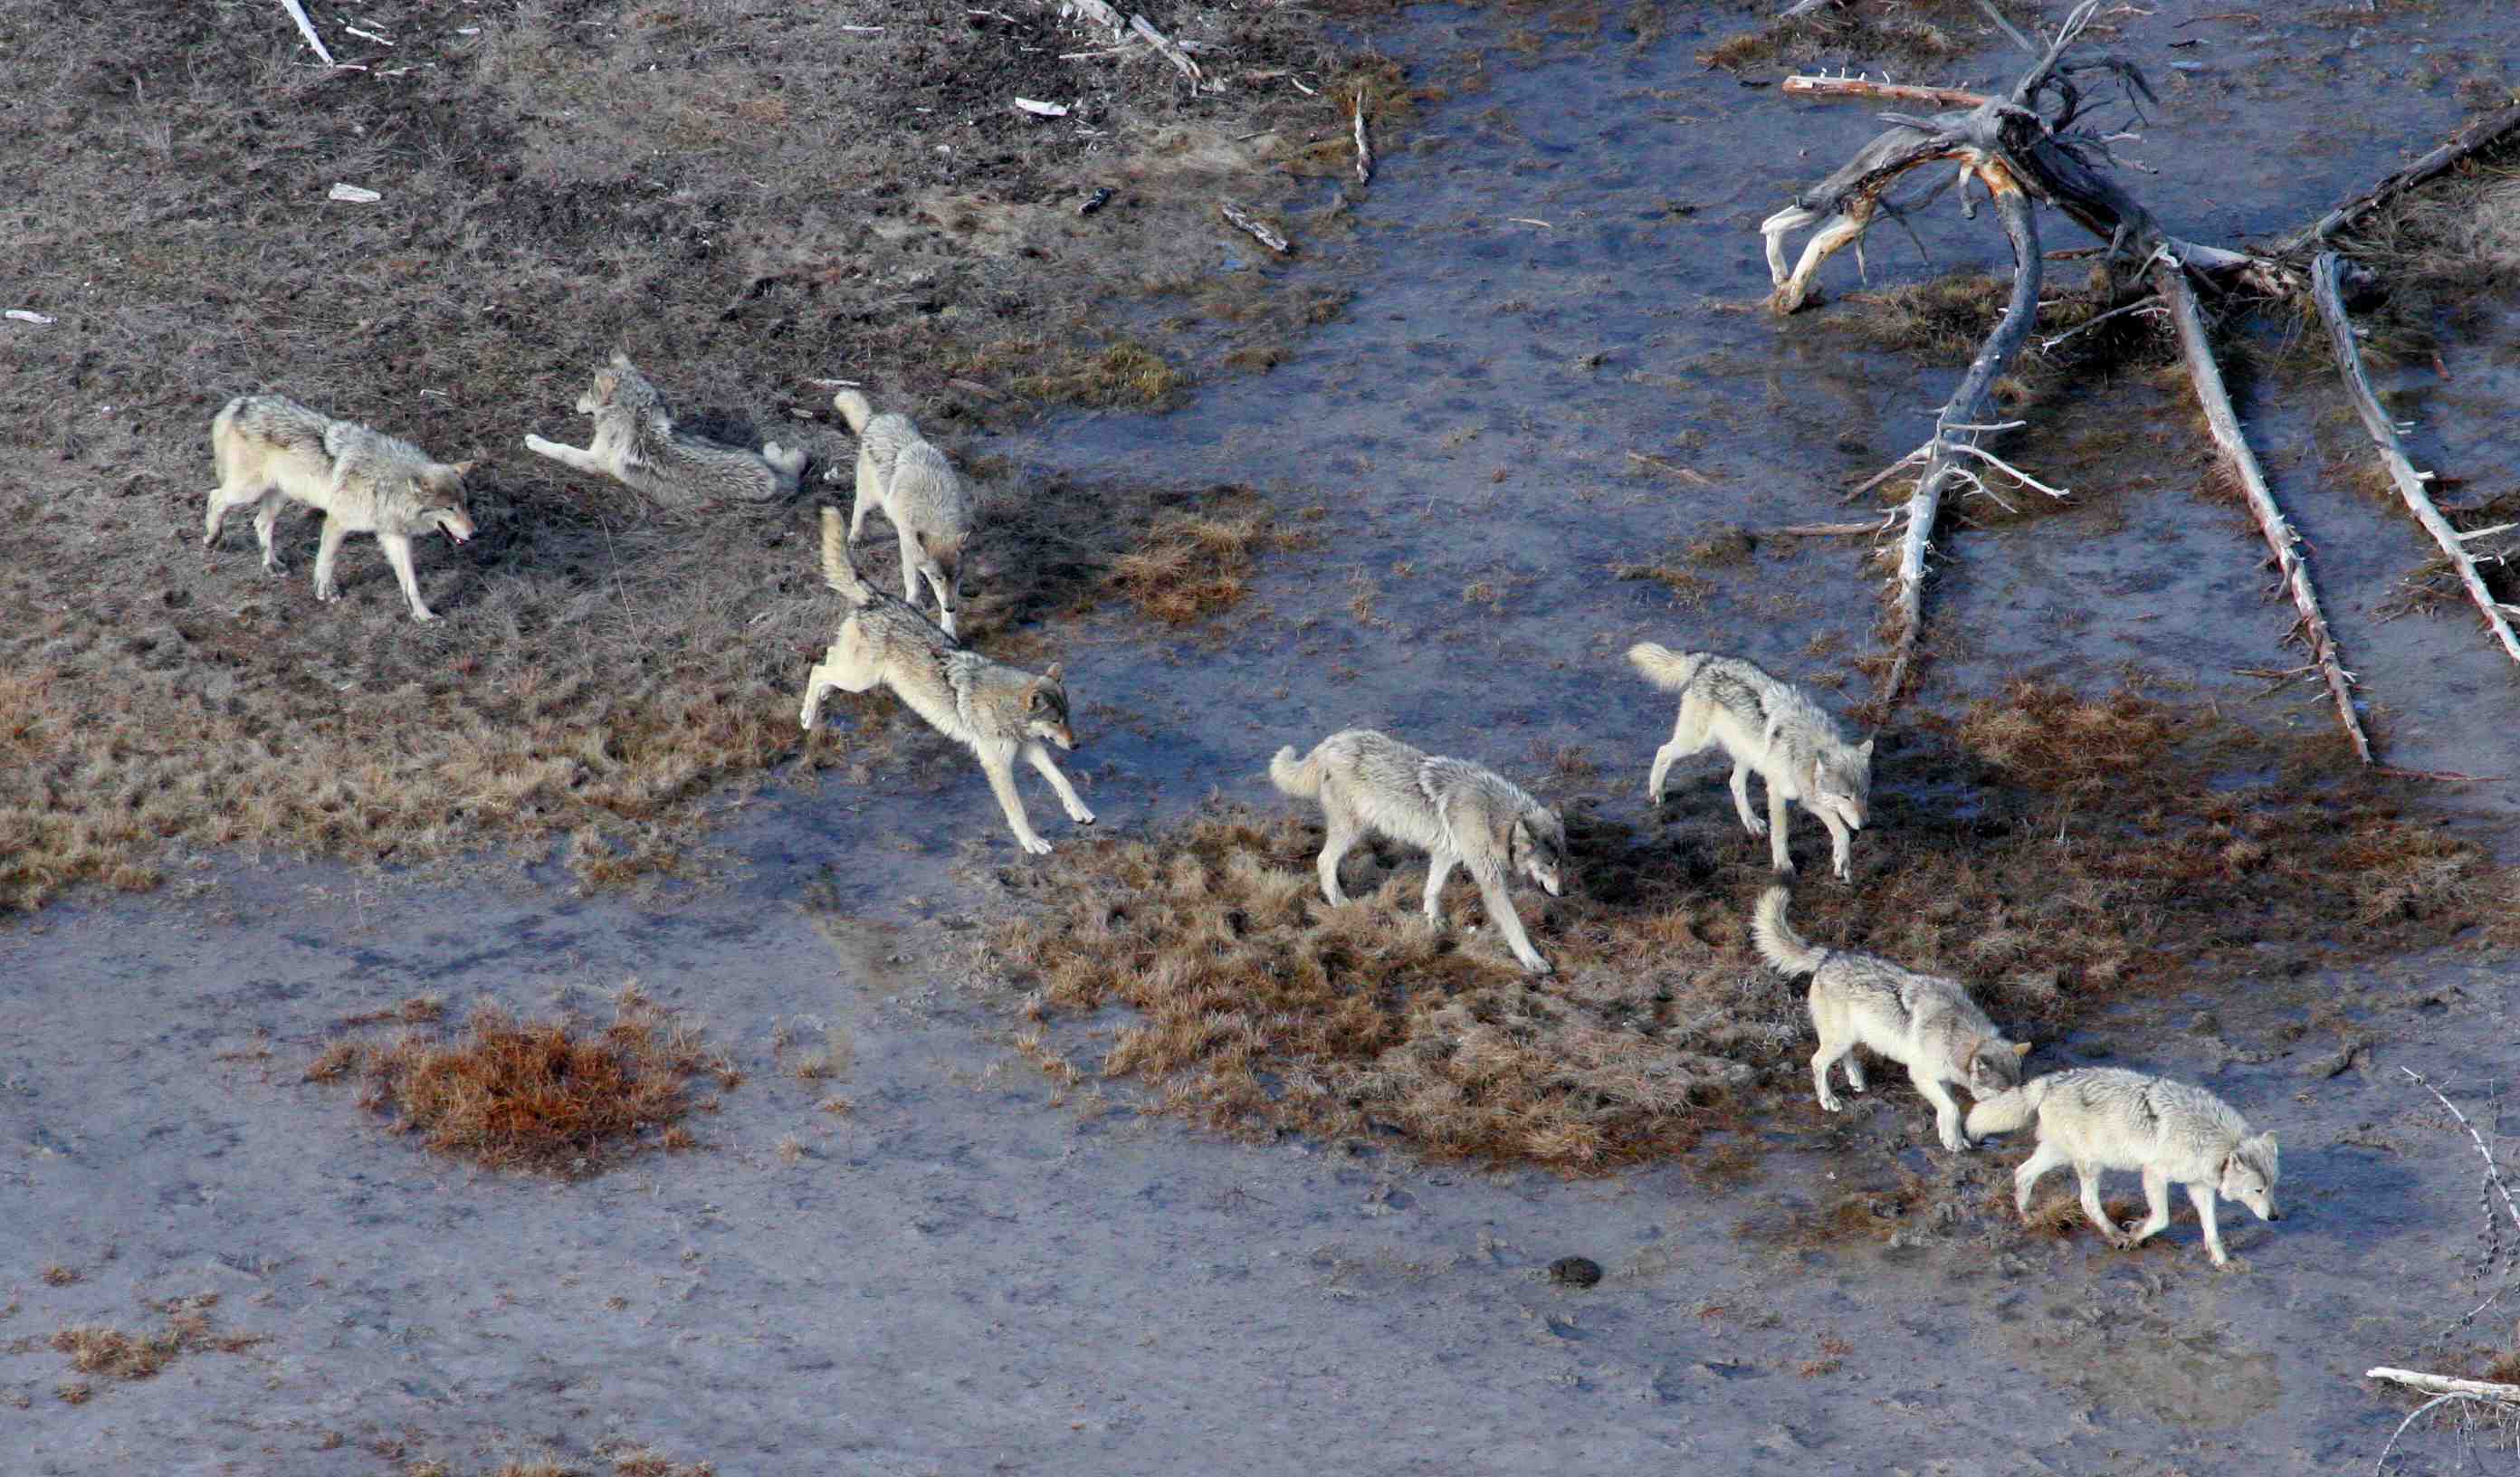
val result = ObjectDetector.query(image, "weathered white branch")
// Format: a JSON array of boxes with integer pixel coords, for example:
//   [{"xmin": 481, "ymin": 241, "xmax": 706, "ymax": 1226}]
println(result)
[
  {"xmin": 2365, "ymin": 1367, "xmax": 2520, "ymax": 1403},
  {"xmin": 1352, "ymin": 89, "xmax": 1373, "ymax": 186},
  {"xmin": 1218, "ymin": 200, "xmax": 1288, "ymax": 254},
  {"xmin": 278, "ymin": 0, "xmax": 336, "ymax": 65},
  {"xmin": 2152, "ymin": 257, "xmax": 2373, "ymax": 763},
  {"xmin": 2313, "ymin": 253, "xmax": 2520, "ymax": 667},
  {"xmin": 2285, "ymin": 101, "xmax": 2520, "ymax": 255}
]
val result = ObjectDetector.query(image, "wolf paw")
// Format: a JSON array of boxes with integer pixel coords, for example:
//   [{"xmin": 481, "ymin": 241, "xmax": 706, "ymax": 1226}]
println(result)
[
  {"xmin": 410, "ymin": 608, "xmax": 442, "ymax": 624},
  {"xmin": 2102, "ymin": 1224, "xmax": 2137, "ymax": 1250},
  {"xmin": 1521, "ymin": 956, "xmax": 1554, "ymax": 977},
  {"xmin": 1816, "ymin": 1094, "xmax": 1843, "ymax": 1114},
  {"xmin": 1066, "ymin": 805, "xmax": 1096, "ymax": 826},
  {"xmin": 1743, "ymin": 816, "xmax": 1770, "ymax": 839},
  {"xmin": 1018, "ymin": 834, "xmax": 1054, "ymax": 856}
]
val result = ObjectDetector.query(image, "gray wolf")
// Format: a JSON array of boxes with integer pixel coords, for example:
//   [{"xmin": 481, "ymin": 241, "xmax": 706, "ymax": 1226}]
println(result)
[
  {"xmin": 201, "ymin": 394, "xmax": 477, "ymax": 623},
  {"xmin": 1966, "ymin": 1067, "xmax": 2281, "ymax": 1266},
  {"xmin": 1268, "ymin": 729, "xmax": 1569, "ymax": 976},
  {"xmin": 1628, "ymin": 644, "xmax": 1874, "ymax": 881},
  {"xmin": 831, "ymin": 388, "xmax": 976, "ymax": 638},
  {"xmin": 1753, "ymin": 884, "xmax": 2027, "ymax": 1151},
  {"xmin": 798, "ymin": 507, "xmax": 1091, "ymax": 855},
  {"xmin": 524, "ymin": 350, "xmax": 807, "ymax": 509}
]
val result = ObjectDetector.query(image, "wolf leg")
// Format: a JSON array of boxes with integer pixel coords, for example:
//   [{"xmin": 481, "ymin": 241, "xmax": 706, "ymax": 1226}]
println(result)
[
  {"xmin": 1026, "ymin": 742, "xmax": 1093, "ymax": 826},
  {"xmin": 1767, "ymin": 786, "xmax": 1796, "ymax": 875},
  {"xmin": 924, "ymin": 561, "xmax": 960, "ymax": 640},
  {"xmin": 1421, "ymin": 851, "xmax": 1456, "ymax": 929},
  {"xmin": 2127, "ymin": 1167, "xmax": 2173, "ymax": 1247},
  {"xmin": 1314, "ymin": 814, "xmax": 1358, "ymax": 907},
  {"xmin": 894, "ymin": 528, "xmax": 924, "ymax": 607},
  {"xmin": 523, "ymin": 434, "xmax": 613, "ymax": 477},
  {"xmin": 311, "ymin": 519, "xmax": 350, "ymax": 602},
  {"xmin": 981, "ymin": 749, "xmax": 1054, "ymax": 855},
  {"xmin": 1916, "ymin": 1073, "xmax": 1969, "ymax": 1151},
  {"xmin": 2188, "ymin": 1183, "xmax": 2231, "ymax": 1266},
  {"xmin": 1818, "ymin": 808, "xmax": 1853, "ymax": 882},
  {"xmin": 2012, "ymin": 1140, "xmax": 2067, "ymax": 1220},
  {"xmin": 2076, "ymin": 1162, "xmax": 2134, "ymax": 1248},
  {"xmin": 1730, "ymin": 761, "xmax": 1769, "ymax": 837},
  {"xmin": 1475, "ymin": 866, "xmax": 1551, "ymax": 975},
  {"xmin": 378, "ymin": 533, "xmax": 439, "ymax": 623},
  {"xmin": 252, "ymin": 491, "xmax": 289, "ymax": 572},
  {"xmin": 1810, "ymin": 1033, "xmax": 1852, "ymax": 1113},
  {"xmin": 849, "ymin": 450, "xmax": 882, "ymax": 541}
]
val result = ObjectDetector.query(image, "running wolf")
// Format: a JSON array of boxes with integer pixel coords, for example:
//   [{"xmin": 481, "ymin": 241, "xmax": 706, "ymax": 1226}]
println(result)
[
  {"xmin": 1753, "ymin": 884, "xmax": 2028, "ymax": 1151},
  {"xmin": 1966, "ymin": 1067, "xmax": 2281, "ymax": 1266},
  {"xmin": 201, "ymin": 394, "xmax": 478, "ymax": 623},
  {"xmin": 1269, "ymin": 729, "xmax": 1570, "ymax": 976},
  {"xmin": 831, "ymin": 388, "xmax": 975, "ymax": 638},
  {"xmin": 525, "ymin": 350, "xmax": 807, "ymax": 509},
  {"xmin": 1628, "ymin": 644, "xmax": 1874, "ymax": 881},
  {"xmin": 798, "ymin": 507, "xmax": 1091, "ymax": 855}
]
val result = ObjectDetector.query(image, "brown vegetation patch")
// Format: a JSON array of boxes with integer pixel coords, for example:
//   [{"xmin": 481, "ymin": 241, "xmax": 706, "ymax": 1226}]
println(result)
[
  {"xmin": 1699, "ymin": 0, "xmax": 2040, "ymax": 73},
  {"xmin": 406, "ymin": 1453, "xmax": 712, "ymax": 1477},
  {"xmin": 983, "ymin": 682, "xmax": 2515, "ymax": 1170},
  {"xmin": 2325, "ymin": 130, "xmax": 2520, "ymax": 364},
  {"xmin": 1105, "ymin": 501, "xmax": 1308, "ymax": 626},
  {"xmin": 310, "ymin": 986, "xmax": 734, "ymax": 1176},
  {"xmin": 1831, "ymin": 267, "xmax": 2181, "ymax": 400},
  {"xmin": 50, "ymin": 1294, "xmax": 259, "ymax": 1390}
]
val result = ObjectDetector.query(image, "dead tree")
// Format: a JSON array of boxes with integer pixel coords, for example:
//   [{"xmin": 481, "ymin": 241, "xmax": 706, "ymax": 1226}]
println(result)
[{"xmin": 1757, "ymin": 3, "xmax": 2370, "ymax": 752}]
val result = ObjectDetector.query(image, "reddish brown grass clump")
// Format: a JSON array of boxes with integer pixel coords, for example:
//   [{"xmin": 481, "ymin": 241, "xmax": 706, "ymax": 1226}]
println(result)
[
  {"xmin": 49, "ymin": 1294, "xmax": 259, "ymax": 1393},
  {"xmin": 311, "ymin": 986, "xmax": 733, "ymax": 1176}
]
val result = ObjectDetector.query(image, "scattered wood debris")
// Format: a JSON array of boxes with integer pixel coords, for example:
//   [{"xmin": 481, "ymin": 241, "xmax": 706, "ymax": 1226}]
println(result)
[
  {"xmin": 278, "ymin": 0, "xmax": 335, "ymax": 66},
  {"xmin": 1219, "ymin": 200, "xmax": 1288, "ymax": 254},
  {"xmin": 327, "ymin": 184, "xmax": 382, "ymax": 204},
  {"xmin": 1015, "ymin": 97, "xmax": 1071, "ymax": 117}
]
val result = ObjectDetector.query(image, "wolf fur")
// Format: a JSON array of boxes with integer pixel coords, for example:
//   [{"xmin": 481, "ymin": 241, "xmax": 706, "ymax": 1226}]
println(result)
[
  {"xmin": 831, "ymin": 388, "xmax": 976, "ymax": 638},
  {"xmin": 202, "ymin": 394, "xmax": 478, "ymax": 622},
  {"xmin": 799, "ymin": 507, "xmax": 1091, "ymax": 855},
  {"xmin": 1754, "ymin": 885, "xmax": 2028, "ymax": 1151},
  {"xmin": 1269, "ymin": 729, "xmax": 1570, "ymax": 976},
  {"xmin": 1628, "ymin": 644, "xmax": 1874, "ymax": 881},
  {"xmin": 1966, "ymin": 1067, "xmax": 2281, "ymax": 1266},
  {"xmin": 525, "ymin": 350, "xmax": 807, "ymax": 509}
]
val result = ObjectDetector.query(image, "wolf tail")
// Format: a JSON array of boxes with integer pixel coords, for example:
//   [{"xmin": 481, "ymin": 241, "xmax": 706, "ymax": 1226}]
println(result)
[
  {"xmin": 1627, "ymin": 642, "xmax": 1710, "ymax": 692},
  {"xmin": 1963, "ymin": 1076, "xmax": 2051, "ymax": 1140},
  {"xmin": 209, "ymin": 395, "xmax": 250, "ymax": 480},
  {"xmin": 818, "ymin": 506, "xmax": 873, "ymax": 604},
  {"xmin": 1269, "ymin": 743, "xmax": 1324, "ymax": 800},
  {"xmin": 833, "ymin": 388, "xmax": 875, "ymax": 434},
  {"xmin": 763, "ymin": 441, "xmax": 808, "ymax": 481},
  {"xmin": 1751, "ymin": 884, "xmax": 1826, "ymax": 977}
]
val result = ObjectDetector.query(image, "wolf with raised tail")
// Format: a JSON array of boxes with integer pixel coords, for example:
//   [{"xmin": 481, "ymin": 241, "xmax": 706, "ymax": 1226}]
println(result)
[
  {"xmin": 1966, "ymin": 1067, "xmax": 2281, "ymax": 1266},
  {"xmin": 1627, "ymin": 643, "xmax": 1873, "ymax": 881},
  {"xmin": 1753, "ymin": 884, "xmax": 2028, "ymax": 1151},
  {"xmin": 830, "ymin": 388, "xmax": 977, "ymax": 638},
  {"xmin": 1269, "ymin": 729, "xmax": 1569, "ymax": 976},
  {"xmin": 525, "ymin": 350, "xmax": 807, "ymax": 509},
  {"xmin": 202, "ymin": 394, "xmax": 478, "ymax": 622},
  {"xmin": 799, "ymin": 507, "xmax": 1091, "ymax": 855}
]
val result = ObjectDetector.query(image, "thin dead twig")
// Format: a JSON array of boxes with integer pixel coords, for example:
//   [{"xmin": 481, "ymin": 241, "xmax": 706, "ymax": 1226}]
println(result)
[
  {"xmin": 278, "ymin": 0, "xmax": 336, "ymax": 65},
  {"xmin": 1352, "ymin": 89, "xmax": 1373, "ymax": 186},
  {"xmin": 1218, "ymin": 200, "xmax": 1289, "ymax": 254},
  {"xmin": 2284, "ymin": 101, "xmax": 2520, "ymax": 255},
  {"xmin": 2311, "ymin": 253, "xmax": 2520, "ymax": 668}
]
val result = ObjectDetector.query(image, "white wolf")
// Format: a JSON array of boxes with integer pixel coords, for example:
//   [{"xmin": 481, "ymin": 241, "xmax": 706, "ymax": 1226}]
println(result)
[
  {"xmin": 1966, "ymin": 1067, "xmax": 2281, "ymax": 1266},
  {"xmin": 1628, "ymin": 644, "xmax": 1874, "ymax": 881},
  {"xmin": 1752, "ymin": 884, "xmax": 2028, "ymax": 1151},
  {"xmin": 202, "ymin": 394, "xmax": 478, "ymax": 622},
  {"xmin": 798, "ymin": 507, "xmax": 1092, "ymax": 855},
  {"xmin": 525, "ymin": 350, "xmax": 807, "ymax": 509},
  {"xmin": 832, "ymin": 388, "xmax": 976, "ymax": 638},
  {"xmin": 1269, "ymin": 729, "xmax": 1570, "ymax": 976}
]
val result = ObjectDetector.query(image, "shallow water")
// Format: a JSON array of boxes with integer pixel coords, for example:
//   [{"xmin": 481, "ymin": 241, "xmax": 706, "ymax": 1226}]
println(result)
[{"xmin": 11, "ymin": 3, "xmax": 2520, "ymax": 1472}]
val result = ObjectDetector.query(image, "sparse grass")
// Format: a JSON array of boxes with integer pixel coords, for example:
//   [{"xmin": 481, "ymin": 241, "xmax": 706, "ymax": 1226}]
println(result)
[
  {"xmin": 1699, "ymin": 0, "xmax": 2041, "ymax": 73},
  {"xmin": 405, "ymin": 1452, "xmax": 713, "ymax": 1477},
  {"xmin": 1106, "ymin": 504, "xmax": 1303, "ymax": 625},
  {"xmin": 1612, "ymin": 551, "xmax": 1716, "ymax": 609},
  {"xmin": 49, "ymin": 1294, "xmax": 258, "ymax": 1392},
  {"xmin": 311, "ymin": 985, "xmax": 734, "ymax": 1177},
  {"xmin": 1829, "ymin": 267, "xmax": 2181, "ymax": 403},
  {"xmin": 984, "ymin": 682, "xmax": 2517, "ymax": 1172},
  {"xmin": 40, "ymin": 1265, "xmax": 76, "ymax": 1287}
]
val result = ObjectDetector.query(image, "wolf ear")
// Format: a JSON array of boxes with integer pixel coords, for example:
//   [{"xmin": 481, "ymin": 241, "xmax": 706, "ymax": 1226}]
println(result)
[
  {"xmin": 1043, "ymin": 662, "xmax": 1064, "ymax": 684},
  {"xmin": 2011, "ymin": 1041, "xmax": 2032, "ymax": 1059},
  {"xmin": 609, "ymin": 348, "xmax": 633, "ymax": 368},
  {"xmin": 2251, "ymin": 1131, "xmax": 2278, "ymax": 1170},
  {"xmin": 1857, "ymin": 738, "xmax": 1875, "ymax": 760},
  {"xmin": 446, "ymin": 460, "xmax": 480, "ymax": 479},
  {"xmin": 595, "ymin": 370, "xmax": 618, "ymax": 395}
]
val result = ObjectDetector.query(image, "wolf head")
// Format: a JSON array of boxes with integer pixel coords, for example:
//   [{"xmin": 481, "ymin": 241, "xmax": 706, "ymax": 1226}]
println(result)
[
  {"xmin": 2220, "ymin": 1132, "xmax": 2281, "ymax": 1223},
  {"xmin": 1811, "ymin": 736, "xmax": 1875, "ymax": 833},
  {"xmin": 1026, "ymin": 663, "xmax": 1078, "ymax": 751},
  {"xmin": 1961, "ymin": 1035, "xmax": 2032, "ymax": 1099},
  {"xmin": 1511, "ymin": 808, "xmax": 1569, "ymax": 898},
  {"xmin": 579, "ymin": 351, "xmax": 662, "ymax": 417},
  {"xmin": 414, "ymin": 460, "xmax": 478, "ymax": 544}
]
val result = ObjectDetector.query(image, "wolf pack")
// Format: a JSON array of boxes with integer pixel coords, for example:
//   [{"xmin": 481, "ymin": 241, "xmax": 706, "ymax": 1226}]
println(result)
[{"xmin": 202, "ymin": 347, "xmax": 2280, "ymax": 1268}]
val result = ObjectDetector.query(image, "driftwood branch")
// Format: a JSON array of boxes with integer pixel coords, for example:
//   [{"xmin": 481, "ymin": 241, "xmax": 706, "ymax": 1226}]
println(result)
[
  {"xmin": 2314, "ymin": 253, "xmax": 2520, "ymax": 667},
  {"xmin": 279, "ymin": 0, "xmax": 337, "ymax": 65},
  {"xmin": 1781, "ymin": 75, "xmax": 1995, "ymax": 110},
  {"xmin": 2366, "ymin": 1368, "xmax": 2520, "ymax": 1403},
  {"xmin": 1883, "ymin": 174, "xmax": 2045, "ymax": 700},
  {"xmin": 1218, "ymin": 200, "xmax": 1289, "ymax": 254},
  {"xmin": 2154, "ymin": 258, "xmax": 2372, "ymax": 762},
  {"xmin": 1352, "ymin": 90, "xmax": 1373, "ymax": 186},
  {"xmin": 1131, "ymin": 14, "xmax": 1203, "ymax": 90},
  {"xmin": 2283, "ymin": 101, "xmax": 2520, "ymax": 254}
]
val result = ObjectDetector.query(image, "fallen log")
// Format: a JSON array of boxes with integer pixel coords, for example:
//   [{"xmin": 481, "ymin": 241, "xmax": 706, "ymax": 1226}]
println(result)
[
  {"xmin": 2153, "ymin": 258, "xmax": 2372, "ymax": 763},
  {"xmin": 2312, "ymin": 252, "xmax": 2520, "ymax": 667},
  {"xmin": 2281, "ymin": 101, "xmax": 2520, "ymax": 254},
  {"xmin": 2365, "ymin": 1368, "xmax": 2520, "ymax": 1403}
]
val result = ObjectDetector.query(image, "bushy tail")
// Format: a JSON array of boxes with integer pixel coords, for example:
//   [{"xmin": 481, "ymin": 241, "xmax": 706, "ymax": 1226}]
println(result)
[
  {"xmin": 833, "ymin": 388, "xmax": 874, "ymax": 434},
  {"xmin": 1751, "ymin": 884, "xmax": 1825, "ymax": 977},
  {"xmin": 818, "ymin": 506, "xmax": 872, "ymax": 603},
  {"xmin": 1269, "ymin": 743, "xmax": 1323, "ymax": 799},
  {"xmin": 1963, "ymin": 1077, "xmax": 2050, "ymax": 1139},
  {"xmin": 763, "ymin": 440, "xmax": 808, "ymax": 480},
  {"xmin": 1627, "ymin": 642, "xmax": 1709, "ymax": 692}
]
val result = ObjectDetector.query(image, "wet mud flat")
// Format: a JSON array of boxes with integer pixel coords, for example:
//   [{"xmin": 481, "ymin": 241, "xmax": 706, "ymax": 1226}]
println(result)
[{"xmin": 11, "ymin": 1, "xmax": 2520, "ymax": 1472}]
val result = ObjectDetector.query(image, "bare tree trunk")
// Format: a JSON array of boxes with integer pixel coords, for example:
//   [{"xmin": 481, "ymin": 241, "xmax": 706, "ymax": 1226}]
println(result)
[
  {"xmin": 2311, "ymin": 253, "xmax": 2520, "ymax": 667},
  {"xmin": 2282, "ymin": 102, "xmax": 2520, "ymax": 254},
  {"xmin": 2152, "ymin": 261, "xmax": 2373, "ymax": 763}
]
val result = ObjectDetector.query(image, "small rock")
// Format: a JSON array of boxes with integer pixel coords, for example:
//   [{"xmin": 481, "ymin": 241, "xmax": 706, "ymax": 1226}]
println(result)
[{"xmin": 1547, "ymin": 1255, "xmax": 1602, "ymax": 1289}]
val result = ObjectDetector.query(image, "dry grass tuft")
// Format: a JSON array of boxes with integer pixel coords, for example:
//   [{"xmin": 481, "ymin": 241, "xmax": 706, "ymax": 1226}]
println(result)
[
  {"xmin": 40, "ymin": 1265, "xmax": 76, "ymax": 1287},
  {"xmin": 406, "ymin": 1448, "xmax": 713, "ymax": 1477},
  {"xmin": 50, "ymin": 1294, "xmax": 257, "ymax": 1390},
  {"xmin": 311, "ymin": 986, "xmax": 733, "ymax": 1177},
  {"xmin": 986, "ymin": 682, "xmax": 2517, "ymax": 1171},
  {"xmin": 1699, "ymin": 0, "xmax": 2040, "ymax": 72},
  {"xmin": 1105, "ymin": 505, "xmax": 1304, "ymax": 625},
  {"xmin": 2325, "ymin": 137, "xmax": 2520, "ymax": 365}
]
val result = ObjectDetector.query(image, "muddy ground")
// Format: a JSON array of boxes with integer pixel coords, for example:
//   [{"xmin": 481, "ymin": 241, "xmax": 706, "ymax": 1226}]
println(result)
[{"xmin": 10, "ymin": 0, "xmax": 2520, "ymax": 1472}]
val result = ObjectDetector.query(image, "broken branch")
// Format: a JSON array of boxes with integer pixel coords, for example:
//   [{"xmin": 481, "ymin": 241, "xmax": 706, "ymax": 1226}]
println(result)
[
  {"xmin": 278, "ymin": 0, "xmax": 336, "ymax": 66},
  {"xmin": 1131, "ymin": 14, "xmax": 1204, "ymax": 90},
  {"xmin": 1352, "ymin": 89, "xmax": 1373, "ymax": 186},
  {"xmin": 2364, "ymin": 1368, "xmax": 2520, "ymax": 1403},
  {"xmin": 2153, "ymin": 257, "xmax": 2372, "ymax": 762},
  {"xmin": 2283, "ymin": 101, "xmax": 2520, "ymax": 254},
  {"xmin": 1218, "ymin": 200, "xmax": 1289, "ymax": 254},
  {"xmin": 2313, "ymin": 252, "xmax": 2520, "ymax": 667},
  {"xmin": 1781, "ymin": 75, "xmax": 1993, "ymax": 110}
]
